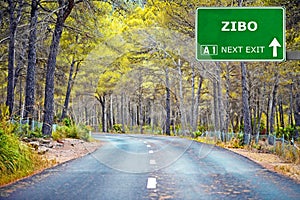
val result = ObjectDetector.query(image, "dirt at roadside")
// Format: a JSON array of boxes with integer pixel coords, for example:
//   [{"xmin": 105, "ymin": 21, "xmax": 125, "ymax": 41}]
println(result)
[
  {"xmin": 41, "ymin": 138, "xmax": 102, "ymax": 166},
  {"xmin": 228, "ymin": 148, "xmax": 300, "ymax": 183}
]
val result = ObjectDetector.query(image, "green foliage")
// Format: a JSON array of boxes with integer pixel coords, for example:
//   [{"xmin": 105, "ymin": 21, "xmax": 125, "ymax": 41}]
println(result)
[
  {"xmin": 192, "ymin": 125, "xmax": 207, "ymax": 138},
  {"xmin": 0, "ymin": 105, "xmax": 16, "ymax": 134},
  {"xmin": 228, "ymin": 133, "xmax": 244, "ymax": 148},
  {"xmin": 0, "ymin": 129, "xmax": 31, "ymax": 174},
  {"xmin": 0, "ymin": 130, "xmax": 50, "ymax": 185},
  {"xmin": 276, "ymin": 125, "xmax": 296, "ymax": 140},
  {"xmin": 52, "ymin": 130, "xmax": 64, "ymax": 141},
  {"xmin": 198, "ymin": 125, "xmax": 207, "ymax": 133},
  {"xmin": 192, "ymin": 130, "xmax": 202, "ymax": 138},
  {"xmin": 16, "ymin": 123, "xmax": 43, "ymax": 139},
  {"xmin": 52, "ymin": 124, "xmax": 92, "ymax": 141},
  {"xmin": 52, "ymin": 126, "xmax": 69, "ymax": 139},
  {"xmin": 68, "ymin": 125, "xmax": 79, "ymax": 139},
  {"xmin": 63, "ymin": 117, "xmax": 72, "ymax": 127},
  {"xmin": 0, "ymin": 105, "xmax": 50, "ymax": 186},
  {"xmin": 112, "ymin": 124, "xmax": 123, "ymax": 133}
]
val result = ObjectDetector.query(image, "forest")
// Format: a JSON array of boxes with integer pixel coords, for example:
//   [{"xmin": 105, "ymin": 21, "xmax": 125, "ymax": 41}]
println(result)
[{"xmin": 0, "ymin": 0, "xmax": 299, "ymax": 140}]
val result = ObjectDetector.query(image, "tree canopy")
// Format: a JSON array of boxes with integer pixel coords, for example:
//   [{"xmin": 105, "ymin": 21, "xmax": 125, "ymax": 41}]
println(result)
[{"xmin": 0, "ymin": 0, "xmax": 299, "ymax": 138}]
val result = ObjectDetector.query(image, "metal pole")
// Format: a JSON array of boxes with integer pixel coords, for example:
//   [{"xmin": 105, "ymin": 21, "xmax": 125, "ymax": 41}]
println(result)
[{"xmin": 286, "ymin": 51, "xmax": 300, "ymax": 60}]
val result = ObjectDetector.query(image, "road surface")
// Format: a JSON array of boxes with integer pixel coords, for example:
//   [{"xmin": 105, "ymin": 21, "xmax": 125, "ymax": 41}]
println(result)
[{"xmin": 1, "ymin": 133, "xmax": 300, "ymax": 199}]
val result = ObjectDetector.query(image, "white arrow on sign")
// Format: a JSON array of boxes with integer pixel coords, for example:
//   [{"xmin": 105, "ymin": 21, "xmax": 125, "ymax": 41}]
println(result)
[{"xmin": 269, "ymin": 38, "xmax": 281, "ymax": 57}]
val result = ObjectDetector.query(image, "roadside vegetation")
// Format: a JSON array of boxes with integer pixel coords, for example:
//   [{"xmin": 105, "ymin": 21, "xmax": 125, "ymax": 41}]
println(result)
[
  {"xmin": 191, "ymin": 127, "xmax": 300, "ymax": 164},
  {"xmin": 52, "ymin": 118, "xmax": 93, "ymax": 142},
  {"xmin": 0, "ymin": 106, "xmax": 48, "ymax": 186},
  {"xmin": 190, "ymin": 127, "xmax": 300, "ymax": 181},
  {"xmin": 0, "ymin": 105, "xmax": 93, "ymax": 186}
]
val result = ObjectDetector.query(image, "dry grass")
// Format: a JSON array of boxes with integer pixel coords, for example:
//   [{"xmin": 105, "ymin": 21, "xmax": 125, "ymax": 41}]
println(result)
[{"xmin": 192, "ymin": 135, "xmax": 300, "ymax": 182}]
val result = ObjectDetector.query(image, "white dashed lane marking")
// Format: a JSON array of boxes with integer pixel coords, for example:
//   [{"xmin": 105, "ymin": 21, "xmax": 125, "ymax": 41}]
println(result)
[
  {"xmin": 146, "ymin": 140, "xmax": 157, "ymax": 190},
  {"xmin": 147, "ymin": 178, "xmax": 157, "ymax": 189},
  {"xmin": 150, "ymin": 160, "xmax": 156, "ymax": 165}
]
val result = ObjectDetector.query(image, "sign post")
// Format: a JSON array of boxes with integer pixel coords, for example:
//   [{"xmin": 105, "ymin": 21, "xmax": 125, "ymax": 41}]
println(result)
[{"xmin": 196, "ymin": 7, "xmax": 285, "ymax": 61}]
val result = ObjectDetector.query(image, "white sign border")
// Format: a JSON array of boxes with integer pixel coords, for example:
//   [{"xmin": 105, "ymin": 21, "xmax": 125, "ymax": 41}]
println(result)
[{"xmin": 195, "ymin": 7, "xmax": 286, "ymax": 62}]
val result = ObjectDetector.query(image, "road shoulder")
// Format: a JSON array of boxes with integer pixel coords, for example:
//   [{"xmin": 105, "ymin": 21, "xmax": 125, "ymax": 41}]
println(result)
[{"xmin": 228, "ymin": 147, "xmax": 300, "ymax": 183}]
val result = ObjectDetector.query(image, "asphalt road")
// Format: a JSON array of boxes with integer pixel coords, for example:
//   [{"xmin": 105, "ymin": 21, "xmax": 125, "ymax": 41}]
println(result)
[{"xmin": 1, "ymin": 133, "xmax": 300, "ymax": 200}]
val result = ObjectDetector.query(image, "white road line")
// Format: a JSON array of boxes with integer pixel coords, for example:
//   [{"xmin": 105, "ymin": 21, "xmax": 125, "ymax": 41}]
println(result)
[
  {"xmin": 147, "ymin": 144, "xmax": 151, "ymax": 148},
  {"xmin": 147, "ymin": 178, "xmax": 157, "ymax": 189},
  {"xmin": 150, "ymin": 159, "xmax": 156, "ymax": 165},
  {"xmin": 149, "ymin": 150, "xmax": 154, "ymax": 154},
  {"xmin": 143, "ymin": 141, "xmax": 147, "ymax": 144}
]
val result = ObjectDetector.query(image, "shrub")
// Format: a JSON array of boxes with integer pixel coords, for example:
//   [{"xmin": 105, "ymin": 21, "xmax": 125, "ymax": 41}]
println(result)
[
  {"xmin": 276, "ymin": 125, "xmax": 296, "ymax": 140},
  {"xmin": 274, "ymin": 142, "xmax": 300, "ymax": 163},
  {"xmin": 227, "ymin": 133, "xmax": 244, "ymax": 148},
  {"xmin": 52, "ymin": 130, "xmax": 63, "ymax": 141},
  {"xmin": 56, "ymin": 126, "xmax": 70, "ymax": 138},
  {"xmin": 0, "ymin": 127, "xmax": 50, "ymax": 186},
  {"xmin": 77, "ymin": 124, "xmax": 92, "ymax": 141},
  {"xmin": 197, "ymin": 125, "xmax": 207, "ymax": 133},
  {"xmin": 0, "ymin": 105, "xmax": 51, "ymax": 186},
  {"xmin": 192, "ymin": 130, "xmax": 202, "ymax": 138},
  {"xmin": 67, "ymin": 125, "xmax": 79, "ymax": 139},
  {"xmin": 63, "ymin": 117, "xmax": 72, "ymax": 127},
  {"xmin": 52, "ymin": 124, "xmax": 92, "ymax": 142},
  {"xmin": 113, "ymin": 124, "xmax": 122, "ymax": 133},
  {"xmin": 30, "ymin": 127, "xmax": 43, "ymax": 138}
]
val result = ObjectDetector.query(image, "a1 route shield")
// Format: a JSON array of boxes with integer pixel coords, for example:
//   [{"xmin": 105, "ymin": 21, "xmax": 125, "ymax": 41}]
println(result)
[{"xmin": 196, "ymin": 7, "xmax": 285, "ymax": 61}]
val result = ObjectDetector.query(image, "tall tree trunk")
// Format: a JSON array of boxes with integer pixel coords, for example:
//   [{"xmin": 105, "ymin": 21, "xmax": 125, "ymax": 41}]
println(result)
[
  {"xmin": 24, "ymin": 0, "xmax": 38, "ymax": 120},
  {"xmin": 128, "ymin": 100, "xmax": 134, "ymax": 130},
  {"xmin": 193, "ymin": 75, "xmax": 203, "ymax": 132},
  {"xmin": 276, "ymin": 104, "xmax": 280, "ymax": 131},
  {"xmin": 177, "ymin": 59, "xmax": 186, "ymax": 134},
  {"xmin": 266, "ymin": 97, "xmax": 270, "ymax": 134},
  {"xmin": 150, "ymin": 99, "xmax": 154, "ymax": 133},
  {"xmin": 278, "ymin": 96, "xmax": 284, "ymax": 128},
  {"xmin": 42, "ymin": 0, "xmax": 75, "ymax": 136},
  {"xmin": 191, "ymin": 64, "xmax": 195, "ymax": 131},
  {"xmin": 252, "ymin": 89, "xmax": 258, "ymax": 135},
  {"xmin": 293, "ymin": 79, "xmax": 300, "ymax": 138},
  {"xmin": 6, "ymin": 0, "xmax": 23, "ymax": 115},
  {"xmin": 85, "ymin": 106, "xmax": 88, "ymax": 125},
  {"xmin": 269, "ymin": 75, "xmax": 279, "ymax": 134},
  {"xmin": 241, "ymin": 62, "xmax": 252, "ymax": 142},
  {"xmin": 289, "ymin": 83, "xmax": 294, "ymax": 126},
  {"xmin": 138, "ymin": 72, "xmax": 143, "ymax": 134},
  {"xmin": 97, "ymin": 95, "xmax": 107, "ymax": 132},
  {"xmin": 121, "ymin": 92, "xmax": 125, "ymax": 133},
  {"xmin": 14, "ymin": 40, "xmax": 25, "ymax": 91},
  {"xmin": 18, "ymin": 76, "xmax": 22, "ymax": 116},
  {"xmin": 60, "ymin": 59, "xmax": 80, "ymax": 121},
  {"xmin": 165, "ymin": 67, "xmax": 171, "ymax": 135},
  {"xmin": 213, "ymin": 80, "xmax": 219, "ymax": 131},
  {"xmin": 248, "ymin": 73, "xmax": 253, "ymax": 134},
  {"xmin": 139, "ymin": 99, "xmax": 143, "ymax": 134},
  {"xmin": 256, "ymin": 84, "xmax": 266, "ymax": 136},
  {"xmin": 110, "ymin": 94, "xmax": 114, "ymax": 129},
  {"xmin": 216, "ymin": 63, "xmax": 224, "ymax": 133},
  {"xmin": 0, "ymin": 8, "xmax": 3, "ymax": 25},
  {"xmin": 225, "ymin": 63, "xmax": 230, "ymax": 133}
]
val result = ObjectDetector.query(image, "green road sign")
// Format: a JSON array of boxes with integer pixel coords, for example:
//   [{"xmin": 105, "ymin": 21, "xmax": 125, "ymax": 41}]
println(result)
[{"xmin": 196, "ymin": 7, "xmax": 285, "ymax": 61}]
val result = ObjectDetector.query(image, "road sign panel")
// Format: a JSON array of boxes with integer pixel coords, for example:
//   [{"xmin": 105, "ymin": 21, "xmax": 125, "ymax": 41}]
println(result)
[{"xmin": 196, "ymin": 7, "xmax": 285, "ymax": 61}]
